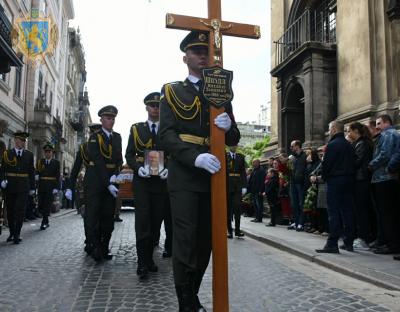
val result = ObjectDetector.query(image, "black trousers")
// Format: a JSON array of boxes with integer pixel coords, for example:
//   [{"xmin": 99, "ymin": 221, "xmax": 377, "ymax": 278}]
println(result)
[
  {"xmin": 163, "ymin": 199, "xmax": 173, "ymax": 254},
  {"xmin": 169, "ymin": 190, "xmax": 211, "ymax": 294},
  {"xmin": 353, "ymin": 179, "xmax": 373, "ymax": 242},
  {"xmin": 326, "ymin": 176, "xmax": 355, "ymax": 247},
  {"xmin": 227, "ymin": 191, "xmax": 242, "ymax": 234},
  {"xmin": 85, "ymin": 186, "xmax": 115, "ymax": 249},
  {"xmin": 38, "ymin": 192, "xmax": 53, "ymax": 218},
  {"xmin": 373, "ymin": 180, "xmax": 400, "ymax": 251},
  {"xmin": 268, "ymin": 200, "xmax": 279, "ymax": 226},
  {"xmin": 5, "ymin": 192, "xmax": 28, "ymax": 237},
  {"xmin": 134, "ymin": 179, "xmax": 166, "ymax": 268}
]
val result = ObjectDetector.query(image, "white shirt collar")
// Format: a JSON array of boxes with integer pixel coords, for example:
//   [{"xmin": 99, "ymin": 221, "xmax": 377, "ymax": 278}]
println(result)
[
  {"xmin": 147, "ymin": 120, "xmax": 159, "ymax": 133},
  {"xmin": 102, "ymin": 127, "xmax": 112, "ymax": 137},
  {"xmin": 14, "ymin": 148, "xmax": 23, "ymax": 154},
  {"xmin": 187, "ymin": 75, "xmax": 200, "ymax": 84}
]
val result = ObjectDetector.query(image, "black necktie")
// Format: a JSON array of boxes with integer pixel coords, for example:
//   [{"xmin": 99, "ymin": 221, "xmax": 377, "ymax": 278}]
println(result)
[
  {"xmin": 17, "ymin": 151, "xmax": 21, "ymax": 158},
  {"xmin": 151, "ymin": 123, "xmax": 157, "ymax": 137},
  {"xmin": 195, "ymin": 80, "xmax": 203, "ymax": 91},
  {"xmin": 46, "ymin": 160, "xmax": 49, "ymax": 165}
]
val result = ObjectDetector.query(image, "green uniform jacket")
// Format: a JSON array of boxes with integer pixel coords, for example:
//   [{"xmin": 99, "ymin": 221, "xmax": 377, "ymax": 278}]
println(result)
[
  {"xmin": 0, "ymin": 149, "xmax": 35, "ymax": 193},
  {"xmin": 36, "ymin": 158, "xmax": 60, "ymax": 193},
  {"xmin": 159, "ymin": 78, "xmax": 240, "ymax": 192},
  {"xmin": 69, "ymin": 142, "xmax": 90, "ymax": 190},
  {"xmin": 125, "ymin": 121, "xmax": 167, "ymax": 193},
  {"xmin": 86, "ymin": 130, "xmax": 123, "ymax": 191},
  {"xmin": 226, "ymin": 152, "xmax": 247, "ymax": 193}
]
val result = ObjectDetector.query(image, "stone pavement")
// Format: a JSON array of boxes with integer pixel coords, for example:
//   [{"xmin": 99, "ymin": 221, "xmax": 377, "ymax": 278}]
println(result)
[
  {"xmin": 240, "ymin": 215, "xmax": 400, "ymax": 291},
  {"xmin": 0, "ymin": 210, "xmax": 397, "ymax": 311}
]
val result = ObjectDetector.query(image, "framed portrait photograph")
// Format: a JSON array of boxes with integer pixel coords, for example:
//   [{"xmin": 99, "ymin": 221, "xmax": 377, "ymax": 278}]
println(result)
[{"xmin": 144, "ymin": 150, "xmax": 164, "ymax": 176}]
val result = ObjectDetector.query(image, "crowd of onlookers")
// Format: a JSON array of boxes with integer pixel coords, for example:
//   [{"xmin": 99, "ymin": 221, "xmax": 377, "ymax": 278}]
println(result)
[{"xmin": 246, "ymin": 114, "xmax": 400, "ymax": 261}]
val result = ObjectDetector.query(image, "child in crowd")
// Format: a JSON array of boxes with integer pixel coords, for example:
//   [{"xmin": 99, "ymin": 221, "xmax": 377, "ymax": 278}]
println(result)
[{"xmin": 264, "ymin": 168, "xmax": 280, "ymax": 226}]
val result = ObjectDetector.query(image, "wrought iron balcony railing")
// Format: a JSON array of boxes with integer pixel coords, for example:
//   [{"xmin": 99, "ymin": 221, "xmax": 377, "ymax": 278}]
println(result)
[{"xmin": 274, "ymin": 0, "xmax": 337, "ymax": 66}]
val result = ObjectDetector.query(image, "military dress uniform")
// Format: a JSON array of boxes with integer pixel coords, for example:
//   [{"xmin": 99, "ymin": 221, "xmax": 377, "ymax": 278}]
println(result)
[
  {"xmin": 36, "ymin": 143, "xmax": 60, "ymax": 230},
  {"xmin": 125, "ymin": 92, "xmax": 171, "ymax": 278},
  {"xmin": 226, "ymin": 151, "xmax": 247, "ymax": 237},
  {"xmin": 85, "ymin": 106, "xmax": 123, "ymax": 261},
  {"xmin": 69, "ymin": 123, "xmax": 102, "ymax": 254},
  {"xmin": 0, "ymin": 132, "xmax": 35, "ymax": 243},
  {"xmin": 159, "ymin": 31, "xmax": 240, "ymax": 311}
]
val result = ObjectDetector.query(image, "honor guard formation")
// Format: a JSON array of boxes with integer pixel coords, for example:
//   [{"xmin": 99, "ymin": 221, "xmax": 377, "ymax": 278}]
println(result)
[{"xmin": 0, "ymin": 31, "xmax": 245, "ymax": 312}]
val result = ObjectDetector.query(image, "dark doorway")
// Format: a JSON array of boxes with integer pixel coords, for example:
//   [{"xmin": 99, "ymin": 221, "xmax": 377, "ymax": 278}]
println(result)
[{"xmin": 282, "ymin": 83, "xmax": 305, "ymax": 153}]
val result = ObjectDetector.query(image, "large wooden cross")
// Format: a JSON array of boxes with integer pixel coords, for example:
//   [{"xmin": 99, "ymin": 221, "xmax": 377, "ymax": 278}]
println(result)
[{"xmin": 166, "ymin": 2, "xmax": 260, "ymax": 311}]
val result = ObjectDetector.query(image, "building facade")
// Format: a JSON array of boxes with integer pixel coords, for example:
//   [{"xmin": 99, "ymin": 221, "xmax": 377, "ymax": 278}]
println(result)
[
  {"xmin": 237, "ymin": 122, "xmax": 267, "ymax": 147},
  {"xmin": 269, "ymin": 0, "xmax": 400, "ymax": 154},
  {"xmin": 0, "ymin": 0, "xmax": 91, "ymax": 174}
]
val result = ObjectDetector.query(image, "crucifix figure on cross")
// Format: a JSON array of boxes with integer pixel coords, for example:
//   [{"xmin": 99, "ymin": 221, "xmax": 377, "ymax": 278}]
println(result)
[{"xmin": 160, "ymin": 2, "xmax": 260, "ymax": 312}]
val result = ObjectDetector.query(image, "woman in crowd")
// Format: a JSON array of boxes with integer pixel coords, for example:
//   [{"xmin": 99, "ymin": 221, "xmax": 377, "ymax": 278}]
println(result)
[{"xmin": 347, "ymin": 122, "xmax": 374, "ymax": 250}]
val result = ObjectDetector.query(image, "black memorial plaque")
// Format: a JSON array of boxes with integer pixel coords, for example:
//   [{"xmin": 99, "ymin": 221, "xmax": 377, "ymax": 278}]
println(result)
[{"xmin": 201, "ymin": 67, "xmax": 234, "ymax": 108}]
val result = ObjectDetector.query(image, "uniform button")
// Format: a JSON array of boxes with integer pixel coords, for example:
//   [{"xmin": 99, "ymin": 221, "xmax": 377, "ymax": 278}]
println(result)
[{"xmin": 206, "ymin": 122, "xmax": 210, "ymax": 126}]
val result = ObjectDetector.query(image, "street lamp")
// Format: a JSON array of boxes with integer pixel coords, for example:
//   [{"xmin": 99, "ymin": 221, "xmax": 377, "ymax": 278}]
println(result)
[{"xmin": 387, "ymin": 0, "xmax": 400, "ymax": 22}]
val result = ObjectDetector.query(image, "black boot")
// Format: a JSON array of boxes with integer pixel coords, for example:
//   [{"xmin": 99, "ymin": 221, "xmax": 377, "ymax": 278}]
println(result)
[
  {"xmin": 194, "ymin": 295, "xmax": 207, "ymax": 312},
  {"xmin": 40, "ymin": 218, "xmax": 46, "ymax": 230},
  {"xmin": 176, "ymin": 284, "xmax": 195, "ymax": 312}
]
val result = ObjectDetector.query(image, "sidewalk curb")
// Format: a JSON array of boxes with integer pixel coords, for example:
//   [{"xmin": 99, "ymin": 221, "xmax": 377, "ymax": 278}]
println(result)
[
  {"xmin": 52, "ymin": 209, "xmax": 77, "ymax": 219},
  {"xmin": 242, "ymin": 229, "xmax": 400, "ymax": 292}
]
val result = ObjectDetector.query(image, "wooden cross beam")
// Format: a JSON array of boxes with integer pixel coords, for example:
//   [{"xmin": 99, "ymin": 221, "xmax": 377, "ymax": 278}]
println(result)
[{"xmin": 166, "ymin": 2, "xmax": 260, "ymax": 311}]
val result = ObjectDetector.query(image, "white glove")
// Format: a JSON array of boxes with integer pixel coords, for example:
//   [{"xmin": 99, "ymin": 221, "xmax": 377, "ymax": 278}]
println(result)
[
  {"xmin": 52, "ymin": 189, "xmax": 58, "ymax": 195},
  {"xmin": 241, "ymin": 188, "xmax": 247, "ymax": 196},
  {"xmin": 109, "ymin": 175, "xmax": 117, "ymax": 184},
  {"xmin": 214, "ymin": 112, "xmax": 232, "ymax": 132},
  {"xmin": 65, "ymin": 189, "xmax": 72, "ymax": 201},
  {"xmin": 108, "ymin": 184, "xmax": 118, "ymax": 198},
  {"xmin": 29, "ymin": 190, "xmax": 35, "ymax": 196},
  {"xmin": 35, "ymin": 174, "xmax": 39, "ymax": 181},
  {"xmin": 1, "ymin": 180, "xmax": 7, "ymax": 189},
  {"xmin": 138, "ymin": 166, "xmax": 150, "ymax": 178},
  {"xmin": 195, "ymin": 153, "xmax": 221, "ymax": 174},
  {"xmin": 159, "ymin": 168, "xmax": 168, "ymax": 180}
]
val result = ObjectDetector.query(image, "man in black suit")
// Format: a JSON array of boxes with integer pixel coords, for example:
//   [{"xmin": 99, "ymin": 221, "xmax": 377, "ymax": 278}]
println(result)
[
  {"xmin": 0, "ymin": 131, "xmax": 35, "ymax": 244},
  {"xmin": 66, "ymin": 123, "xmax": 102, "ymax": 254},
  {"xmin": 126, "ymin": 92, "xmax": 171, "ymax": 279},
  {"xmin": 226, "ymin": 145, "xmax": 247, "ymax": 238},
  {"xmin": 36, "ymin": 142, "xmax": 60, "ymax": 230},
  {"xmin": 316, "ymin": 120, "xmax": 355, "ymax": 254},
  {"xmin": 85, "ymin": 106, "xmax": 123, "ymax": 261},
  {"xmin": 248, "ymin": 159, "xmax": 266, "ymax": 222},
  {"xmin": 159, "ymin": 31, "xmax": 240, "ymax": 312}
]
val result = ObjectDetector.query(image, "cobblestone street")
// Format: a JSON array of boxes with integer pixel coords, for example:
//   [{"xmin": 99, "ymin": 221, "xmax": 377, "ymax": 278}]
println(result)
[{"xmin": 0, "ymin": 211, "xmax": 398, "ymax": 312}]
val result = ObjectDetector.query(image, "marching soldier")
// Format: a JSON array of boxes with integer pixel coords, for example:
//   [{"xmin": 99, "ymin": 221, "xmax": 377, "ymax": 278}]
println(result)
[
  {"xmin": 226, "ymin": 145, "xmax": 247, "ymax": 239},
  {"xmin": 159, "ymin": 31, "xmax": 240, "ymax": 311},
  {"xmin": 0, "ymin": 132, "xmax": 35, "ymax": 244},
  {"xmin": 36, "ymin": 142, "xmax": 60, "ymax": 230},
  {"xmin": 85, "ymin": 106, "xmax": 123, "ymax": 261},
  {"xmin": 65, "ymin": 123, "xmax": 102, "ymax": 254},
  {"xmin": 125, "ymin": 91, "xmax": 171, "ymax": 279}
]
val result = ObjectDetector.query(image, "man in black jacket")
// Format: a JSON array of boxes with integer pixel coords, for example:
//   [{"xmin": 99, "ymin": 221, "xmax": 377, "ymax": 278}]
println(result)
[
  {"xmin": 248, "ymin": 159, "xmax": 265, "ymax": 222},
  {"xmin": 36, "ymin": 143, "xmax": 60, "ymax": 230},
  {"xmin": 316, "ymin": 120, "xmax": 355, "ymax": 253},
  {"xmin": 226, "ymin": 145, "xmax": 247, "ymax": 238},
  {"xmin": 159, "ymin": 31, "xmax": 240, "ymax": 312},
  {"xmin": 125, "ymin": 91, "xmax": 170, "ymax": 279},
  {"xmin": 288, "ymin": 140, "xmax": 307, "ymax": 231},
  {"xmin": 0, "ymin": 131, "xmax": 35, "ymax": 244}
]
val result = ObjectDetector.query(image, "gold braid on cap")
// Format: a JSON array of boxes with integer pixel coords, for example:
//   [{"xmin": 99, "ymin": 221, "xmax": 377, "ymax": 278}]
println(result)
[
  {"xmin": 36, "ymin": 159, "xmax": 45, "ymax": 173},
  {"xmin": 80, "ymin": 143, "xmax": 90, "ymax": 166},
  {"xmin": 3, "ymin": 151, "xmax": 17, "ymax": 167},
  {"xmin": 97, "ymin": 134, "xmax": 112, "ymax": 159},
  {"xmin": 132, "ymin": 125, "xmax": 152, "ymax": 153},
  {"xmin": 165, "ymin": 84, "xmax": 201, "ymax": 120}
]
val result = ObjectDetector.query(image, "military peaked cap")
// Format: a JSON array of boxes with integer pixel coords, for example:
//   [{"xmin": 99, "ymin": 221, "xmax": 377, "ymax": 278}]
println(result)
[
  {"xmin": 88, "ymin": 123, "xmax": 102, "ymax": 133},
  {"xmin": 43, "ymin": 142, "xmax": 55, "ymax": 151},
  {"xmin": 98, "ymin": 105, "xmax": 118, "ymax": 117},
  {"xmin": 13, "ymin": 131, "xmax": 29, "ymax": 141},
  {"xmin": 143, "ymin": 92, "xmax": 161, "ymax": 105},
  {"xmin": 180, "ymin": 31, "xmax": 209, "ymax": 52}
]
